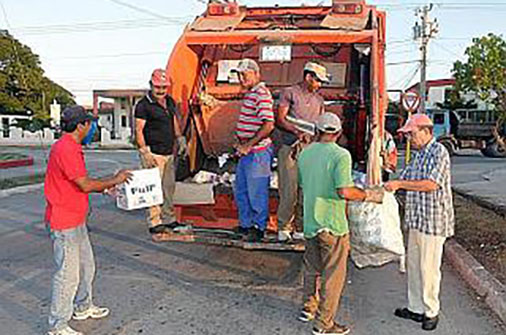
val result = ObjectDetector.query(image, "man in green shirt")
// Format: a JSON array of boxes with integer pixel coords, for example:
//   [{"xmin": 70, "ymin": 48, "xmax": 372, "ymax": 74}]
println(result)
[{"xmin": 297, "ymin": 112, "xmax": 383, "ymax": 335}]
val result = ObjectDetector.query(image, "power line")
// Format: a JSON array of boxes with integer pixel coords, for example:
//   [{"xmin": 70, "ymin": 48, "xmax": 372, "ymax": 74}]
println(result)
[
  {"xmin": 389, "ymin": 63, "xmax": 420, "ymax": 89},
  {"xmin": 10, "ymin": 17, "xmax": 191, "ymax": 35},
  {"xmin": 387, "ymin": 60, "xmax": 420, "ymax": 66},
  {"xmin": 378, "ymin": 2, "xmax": 506, "ymax": 7},
  {"xmin": 387, "ymin": 50, "xmax": 416, "ymax": 56},
  {"xmin": 43, "ymin": 50, "xmax": 167, "ymax": 60},
  {"xmin": 105, "ymin": 0, "xmax": 177, "ymax": 20},
  {"xmin": 432, "ymin": 40, "xmax": 464, "ymax": 59},
  {"xmin": 401, "ymin": 65, "xmax": 422, "ymax": 89},
  {"xmin": 0, "ymin": 0, "xmax": 11, "ymax": 29},
  {"xmin": 389, "ymin": 39, "xmax": 414, "ymax": 45}
]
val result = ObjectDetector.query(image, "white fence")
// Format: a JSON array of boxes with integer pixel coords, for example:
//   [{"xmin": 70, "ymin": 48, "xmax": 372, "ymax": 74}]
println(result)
[
  {"xmin": 0, "ymin": 127, "xmax": 55, "ymax": 145},
  {"xmin": 0, "ymin": 126, "xmax": 133, "ymax": 148}
]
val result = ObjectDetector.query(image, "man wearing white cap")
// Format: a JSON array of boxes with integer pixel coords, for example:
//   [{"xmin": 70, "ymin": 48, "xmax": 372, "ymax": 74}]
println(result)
[
  {"xmin": 275, "ymin": 62, "xmax": 328, "ymax": 242},
  {"xmin": 297, "ymin": 112, "xmax": 383, "ymax": 335},
  {"xmin": 385, "ymin": 113, "xmax": 454, "ymax": 331}
]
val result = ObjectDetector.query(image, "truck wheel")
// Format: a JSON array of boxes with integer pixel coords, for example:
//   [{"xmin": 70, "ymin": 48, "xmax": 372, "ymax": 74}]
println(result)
[{"xmin": 481, "ymin": 141, "xmax": 506, "ymax": 158}]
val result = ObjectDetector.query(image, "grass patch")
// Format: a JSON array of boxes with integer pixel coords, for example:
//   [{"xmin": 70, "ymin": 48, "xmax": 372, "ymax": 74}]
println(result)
[
  {"xmin": 454, "ymin": 193, "xmax": 506, "ymax": 285},
  {"xmin": 0, "ymin": 152, "xmax": 29, "ymax": 161},
  {"xmin": 0, "ymin": 173, "xmax": 45, "ymax": 190}
]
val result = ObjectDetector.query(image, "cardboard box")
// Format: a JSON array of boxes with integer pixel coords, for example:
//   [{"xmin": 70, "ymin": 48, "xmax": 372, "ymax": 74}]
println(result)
[{"xmin": 116, "ymin": 168, "xmax": 163, "ymax": 210}]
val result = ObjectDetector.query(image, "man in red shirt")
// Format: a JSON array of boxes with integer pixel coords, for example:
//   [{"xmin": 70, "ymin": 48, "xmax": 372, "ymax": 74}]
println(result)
[{"xmin": 45, "ymin": 105, "xmax": 131, "ymax": 335}]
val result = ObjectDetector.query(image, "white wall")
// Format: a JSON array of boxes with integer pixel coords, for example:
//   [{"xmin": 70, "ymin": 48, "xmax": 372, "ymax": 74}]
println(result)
[
  {"xmin": 427, "ymin": 86, "xmax": 448, "ymax": 109},
  {"xmin": 0, "ymin": 126, "xmax": 55, "ymax": 145},
  {"xmin": 427, "ymin": 85, "xmax": 492, "ymax": 110},
  {"xmin": 0, "ymin": 115, "xmax": 31, "ymax": 138}
]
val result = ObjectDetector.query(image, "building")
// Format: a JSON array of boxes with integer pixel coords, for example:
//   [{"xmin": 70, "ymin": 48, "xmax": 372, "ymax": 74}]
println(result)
[
  {"xmin": 406, "ymin": 78, "xmax": 490, "ymax": 110},
  {"xmin": 0, "ymin": 110, "xmax": 32, "ymax": 138},
  {"xmin": 92, "ymin": 89, "xmax": 148, "ymax": 145}
]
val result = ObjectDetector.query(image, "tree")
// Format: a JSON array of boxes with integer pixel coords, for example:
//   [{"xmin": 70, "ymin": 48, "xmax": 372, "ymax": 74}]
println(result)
[
  {"xmin": 0, "ymin": 31, "xmax": 74, "ymax": 124},
  {"xmin": 452, "ymin": 33, "xmax": 506, "ymax": 152}
]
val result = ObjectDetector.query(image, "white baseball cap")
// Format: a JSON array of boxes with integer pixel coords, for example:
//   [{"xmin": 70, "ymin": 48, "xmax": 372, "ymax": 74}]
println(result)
[
  {"xmin": 304, "ymin": 62, "xmax": 330, "ymax": 82},
  {"xmin": 316, "ymin": 112, "xmax": 342, "ymax": 133},
  {"xmin": 233, "ymin": 58, "xmax": 260, "ymax": 73}
]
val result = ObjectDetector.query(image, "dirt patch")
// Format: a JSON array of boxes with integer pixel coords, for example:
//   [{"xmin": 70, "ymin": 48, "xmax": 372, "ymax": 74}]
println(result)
[{"xmin": 453, "ymin": 193, "xmax": 506, "ymax": 285}]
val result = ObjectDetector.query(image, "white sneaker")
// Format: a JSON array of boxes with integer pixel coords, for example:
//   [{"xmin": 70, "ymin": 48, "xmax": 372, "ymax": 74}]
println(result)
[
  {"xmin": 278, "ymin": 230, "xmax": 292, "ymax": 242},
  {"xmin": 73, "ymin": 305, "xmax": 110, "ymax": 321},
  {"xmin": 47, "ymin": 326, "xmax": 83, "ymax": 335},
  {"xmin": 292, "ymin": 232, "xmax": 305, "ymax": 241}
]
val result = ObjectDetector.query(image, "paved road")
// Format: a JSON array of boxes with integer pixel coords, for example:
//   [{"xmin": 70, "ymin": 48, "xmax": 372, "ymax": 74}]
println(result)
[
  {"xmin": 450, "ymin": 150, "xmax": 506, "ymax": 210},
  {"xmin": 0, "ymin": 147, "xmax": 505, "ymax": 334},
  {"xmin": 1, "ymin": 188, "xmax": 505, "ymax": 335},
  {"xmin": 0, "ymin": 147, "xmax": 138, "ymax": 180}
]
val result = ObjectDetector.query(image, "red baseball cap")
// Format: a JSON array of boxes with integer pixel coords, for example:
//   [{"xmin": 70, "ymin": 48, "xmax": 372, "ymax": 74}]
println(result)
[
  {"xmin": 151, "ymin": 68, "xmax": 169, "ymax": 86},
  {"xmin": 398, "ymin": 113, "xmax": 433, "ymax": 133}
]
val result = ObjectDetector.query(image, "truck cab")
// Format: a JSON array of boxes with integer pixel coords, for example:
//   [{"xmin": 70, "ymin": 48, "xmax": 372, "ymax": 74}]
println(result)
[{"xmin": 426, "ymin": 108, "xmax": 505, "ymax": 157}]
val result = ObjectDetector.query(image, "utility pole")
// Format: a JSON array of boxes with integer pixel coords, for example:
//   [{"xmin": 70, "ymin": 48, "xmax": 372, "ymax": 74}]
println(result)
[{"xmin": 413, "ymin": 4, "xmax": 438, "ymax": 113}]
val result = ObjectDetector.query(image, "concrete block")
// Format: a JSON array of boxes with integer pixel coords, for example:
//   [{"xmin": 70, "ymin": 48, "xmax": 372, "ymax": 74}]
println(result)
[{"xmin": 43, "ymin": 128, "xmax": 54, "ymax": 140}]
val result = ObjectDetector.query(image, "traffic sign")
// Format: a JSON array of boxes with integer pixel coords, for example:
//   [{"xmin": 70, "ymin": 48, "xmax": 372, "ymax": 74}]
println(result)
[{"xmin": 402, "ymin": 91, "xmax": 421, "ymax": 112}]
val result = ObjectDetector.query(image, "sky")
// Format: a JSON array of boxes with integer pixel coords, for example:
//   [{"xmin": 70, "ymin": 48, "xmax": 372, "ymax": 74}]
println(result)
[{"xmin": 1, "ymin": 0, "xmax": 505, "ymax": 106}]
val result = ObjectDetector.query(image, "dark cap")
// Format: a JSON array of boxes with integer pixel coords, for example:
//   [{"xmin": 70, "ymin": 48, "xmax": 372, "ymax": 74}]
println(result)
[{"xmin": 61, "ymin": 105, "xmax": 95, "ymax": 125}]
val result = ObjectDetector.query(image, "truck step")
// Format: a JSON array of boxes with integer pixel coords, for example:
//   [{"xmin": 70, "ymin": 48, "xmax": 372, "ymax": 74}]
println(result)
[{"xmin": 151, "ymin": 227, "xmax": 305, "ymax": 252}]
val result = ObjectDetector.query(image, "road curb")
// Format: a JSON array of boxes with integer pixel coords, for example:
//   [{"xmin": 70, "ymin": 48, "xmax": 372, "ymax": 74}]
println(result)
[
  {"xmin": 453, "ymin": 186, "xmax": 506, "ymax": 218},
  {"xmin": 0, "ymin": 157, "xmax": 34, "ymax": 169},
  {"xmin": 445, "ymin": 239, "xmax": 506, "ymax": 324},
  {"xmin": 0, "ymin": 183, "xmax": 44, "ymax": 198}
]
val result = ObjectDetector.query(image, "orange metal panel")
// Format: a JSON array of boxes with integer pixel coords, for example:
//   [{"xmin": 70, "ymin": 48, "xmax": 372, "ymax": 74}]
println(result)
[
  {"xmin": 175, "ymin": 194, "xmax": 279, "ymax": 232},
  {"xmin": 366, "ymin": 9, "xmax": 386, "ymax": 186},
  {"xmin": 166, "ymin": 36, "xmax": 200, "ymax": 113},
  {"xmin": 184, "ymin": 30, "xmax": 374, "ymax": 45},
  {"xmin": 245, "ymin": 6, "xmax": 331, "ymax": 17}
]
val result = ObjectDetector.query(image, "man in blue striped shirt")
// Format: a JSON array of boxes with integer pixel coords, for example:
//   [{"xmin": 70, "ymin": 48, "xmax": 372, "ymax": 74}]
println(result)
[{"xmin": 385, "ymin": 113, "xmax": 454, "ymax": 331}]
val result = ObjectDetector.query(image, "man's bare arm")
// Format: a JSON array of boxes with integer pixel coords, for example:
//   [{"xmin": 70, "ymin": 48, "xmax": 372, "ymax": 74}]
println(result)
[
  {"xmin": 276, "ymin": 105, "xmax": 300, "ymax": 135},
  {"xmin": 337, "ymin": 187, "xmax": 366, "ymax": 201},
  {"xmin": 74, "ymin": 170, "xmax": 132, "ymax": 193},
  {"xmin": 135, "ymin": 118, "xmax": 147, "ymax": 149},
  {"xmin": 385, "ymin": 180, "xmax": 439, "ymax": 193},
  {"xmin": 236, "ymin": 121, "xmax": 275, "ymax": 155}
]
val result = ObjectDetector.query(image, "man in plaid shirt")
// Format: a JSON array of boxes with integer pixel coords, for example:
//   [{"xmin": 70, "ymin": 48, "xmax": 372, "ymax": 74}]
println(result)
[{"xmin": 385, "ymin": 113, "xmax": 454, "ymax": 331}]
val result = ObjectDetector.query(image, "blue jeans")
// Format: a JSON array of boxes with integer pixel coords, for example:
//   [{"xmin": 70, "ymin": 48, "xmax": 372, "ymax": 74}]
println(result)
[
  {"xmin": 234, "ymin": 147, "xmax": 272, "ymax": 231},
  {"xmin": 48, "ymin": 225, "xmax": 95, "ymax": 331}
]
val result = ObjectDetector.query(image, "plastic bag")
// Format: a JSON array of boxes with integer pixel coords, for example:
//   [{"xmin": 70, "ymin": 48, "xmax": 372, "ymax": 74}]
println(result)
[{"xmin": 348, "ymin": 191, "xmax": 405, "ymax": 268}]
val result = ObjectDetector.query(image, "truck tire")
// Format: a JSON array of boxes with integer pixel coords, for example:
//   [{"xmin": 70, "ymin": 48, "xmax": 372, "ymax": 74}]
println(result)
[{"xmin": 481, "ymin": 141, "xmax": 506, "ymax": 158}]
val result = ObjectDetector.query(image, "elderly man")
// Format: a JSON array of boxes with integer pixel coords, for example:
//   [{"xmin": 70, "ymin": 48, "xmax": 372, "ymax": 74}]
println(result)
[
  {"xmin": 134, "ymin": 68, "xmax": 187, "ymax": 237},
  {"xmin": 298, "ymin": 112, "xmax": 383, "ymax": 335},
  {"xmin": 45, "ymin": 106, "xmax": 132, "ymax": 335},
  {"xmin": 385, "ymin": 113, "xmax": 454, "ymax": 331},
  {"xmin": 276, "ymin": 62, "xmax": 328, "ymax": 242},
  {"xmin": 233, "ymin": 58, "xmax": 275, "ymax": 242}
]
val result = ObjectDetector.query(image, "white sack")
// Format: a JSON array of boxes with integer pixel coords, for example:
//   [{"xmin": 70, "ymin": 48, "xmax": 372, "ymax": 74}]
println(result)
[{"xmin": 348, "ymin": 191, "xmax": 405, "ymax": 268}]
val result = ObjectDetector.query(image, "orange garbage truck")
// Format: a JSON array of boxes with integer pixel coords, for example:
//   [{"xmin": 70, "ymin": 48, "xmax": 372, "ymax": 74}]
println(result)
[{"xmin": 161, "ymin": 0, "xmax": 387, "ymax": 249}]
